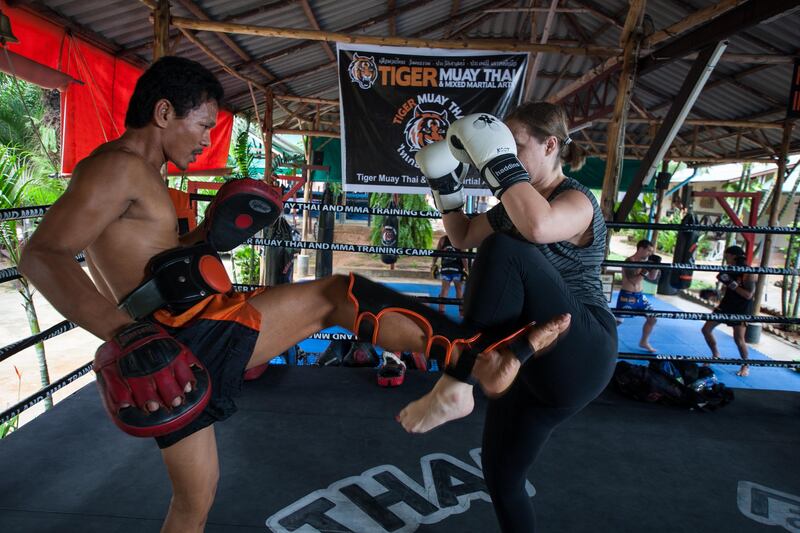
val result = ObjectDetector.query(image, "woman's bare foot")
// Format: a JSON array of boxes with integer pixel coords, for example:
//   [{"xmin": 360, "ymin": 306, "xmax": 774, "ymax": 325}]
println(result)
[
  {"xmin": 639, "ymin": 342, "xmax": 657, "ymax": 353},
  {"xmin": 736, "ymin": 364, "xmax": 750, "ymax": 377},
  {"xmin": 473, "ymin": 313, "xmax": 571, "ymax": 397},
  {"xmin": 396, "ymin": 374, "xmax": 474, "ymax": 433}
]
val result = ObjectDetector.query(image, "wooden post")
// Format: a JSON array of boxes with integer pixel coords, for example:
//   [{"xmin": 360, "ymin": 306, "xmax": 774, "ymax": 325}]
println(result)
[
  {"xmin": 599, "ymin": 0, "xmax": 645, "ymax": 221},
  {"xmin": 302, "ymin": 136, "xmax": 313, "ymax": 243},
  {"xmin": 153, "ymin": 0, "xmax": 171, "ymax": 60},
  {"xmin": 752, "ymin": 119, "xmax": 795, "ymax": 315},
  {"xmin": 263, "ymin": 89, "xmax": 274, "ymax": 184},
  {"xmin": 650, "ymin": 160, "xmax": 669, "ymax": 248}
]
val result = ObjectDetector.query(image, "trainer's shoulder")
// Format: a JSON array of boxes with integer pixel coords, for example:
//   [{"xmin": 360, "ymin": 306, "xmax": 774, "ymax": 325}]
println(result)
[{"xmin": 71, "ymin": 147, "xmax": 156, "ymax": 192}]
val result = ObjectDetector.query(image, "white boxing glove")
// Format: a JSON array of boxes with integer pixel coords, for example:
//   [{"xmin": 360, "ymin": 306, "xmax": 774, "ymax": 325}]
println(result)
[
  {"xmin": 416, "ymin": 141, "xmax": 468, "ymax": 214},
  {"xmin": 446, "ymin": 113, "xmax": 530, "ymax": 198}
]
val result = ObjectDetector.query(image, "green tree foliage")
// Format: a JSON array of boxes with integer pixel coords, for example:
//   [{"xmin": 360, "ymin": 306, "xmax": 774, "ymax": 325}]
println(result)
[
  {"xmin": 369, "ymin": 193, "xmax": 433, "ymax": 250},
  {"xmin": 0, "ymin": 146, "xmax": 65, "ymax": 414},
  {"xmin": 0, "ymin": 74, "xmax": 57, "ymax": 176}
]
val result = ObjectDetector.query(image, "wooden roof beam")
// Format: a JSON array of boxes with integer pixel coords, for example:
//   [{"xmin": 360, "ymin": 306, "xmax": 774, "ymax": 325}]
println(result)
[
  {"xmin": 445, "ymin": 0, "xmax": 462, "ymax": 38},
  {"xmin": 638, "ymin": 0, "xmax": 800, "ymax": 74},
  {"xmin": 523, "ymin": 0, "xmax": 559, "ymax": 101},
  {"xmin": 298, "ymin": 0, "xmax": 336, "ymax": 62},
  {"xmin": 388, "ymin": 0, "xmax": 397, "ymax": 36},
  {"xmin": 172, "ymin": 0, "xmax": 279, "ymax": 84},
  {"xmin": 222, "ymin": 1, "xmax": 301, "ymax": 23},
  {"xmin": 168, "ymin": 15, "xmax": 619, "ymax": 56},
  {"xmin": 590, "ymin": 117, "xmax": 784, "ymax": 130},
  {"xmin": 567, "ymin": 0, "xmax": 625, "ymax": 30},
  {"xmin": 616, "ymin": 41, "xmax": 728, "ymax": 222},
  {"xmin": 226, "ymin": 0, "xmax": 439, "ymax": 72},
  {"xmin": 549, "ymin": 0, "xmax": 747, "ymax": 103},
  {"xmin": 599, "ymin": 0, "xmax": 646, "ymax": 220}
]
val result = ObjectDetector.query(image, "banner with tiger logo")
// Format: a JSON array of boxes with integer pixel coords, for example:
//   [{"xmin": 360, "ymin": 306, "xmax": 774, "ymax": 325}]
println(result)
[{"xmin": 337, "ymin": 44, "xmax": 528, "ymax": 193}]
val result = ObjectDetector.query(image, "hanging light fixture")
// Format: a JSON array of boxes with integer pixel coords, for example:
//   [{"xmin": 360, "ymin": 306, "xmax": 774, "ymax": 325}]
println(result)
[{"xmin": 0, "ymin": 9, "xmax": 19, "ymax": 45}]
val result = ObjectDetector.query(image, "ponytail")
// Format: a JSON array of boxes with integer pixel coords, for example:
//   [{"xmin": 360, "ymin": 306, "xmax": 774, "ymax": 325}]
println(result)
[{"xmin": 562, "ymin": 140, "xmax": 586, "ymax": 171}]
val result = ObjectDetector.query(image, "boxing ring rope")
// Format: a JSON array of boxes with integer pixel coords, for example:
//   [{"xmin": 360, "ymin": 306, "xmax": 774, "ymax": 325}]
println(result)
[
  {"xmin": 2, "ymin": 203, "xmax": 799, "ymax": 428},
  {"xmin": 4, "ymin": 202, "xmax": 800, "ymax": 235},
  {"xmin": 0, "ymin": 363, "xmax": 93, "ymax": 425},
  {"xmin": 246, "ymin": 237, "xmax": 800, "ymax": 275}
]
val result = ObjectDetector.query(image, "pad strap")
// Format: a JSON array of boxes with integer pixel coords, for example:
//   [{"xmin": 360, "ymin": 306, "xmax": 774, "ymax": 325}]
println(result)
[
  {"xmin": 347, "ymin": 273, "xmax": 480, "ymax": 366},
  {"xmin": 484, "ymin": 322, "xmax": 537, "ymax": 366},
  {"xmin": 443, "ymin": 347, "xmax": 478, "ymax": 385},
  {"xmin": 119, "ymin": 243, "xmax": 231, "ymax": 319}
]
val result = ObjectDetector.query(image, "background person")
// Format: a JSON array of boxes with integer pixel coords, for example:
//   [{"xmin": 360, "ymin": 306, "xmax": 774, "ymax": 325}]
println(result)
[
  {"xmin": 431, "ymin": 235, "xmax": 468, "ymax": 316},
  {"xmin": 701, "ymin": 245, "xmax": 755, "ymax": 377},
  {"xmin": 615, "ymin": 239, "xmax": 661, "ymax": 352}
]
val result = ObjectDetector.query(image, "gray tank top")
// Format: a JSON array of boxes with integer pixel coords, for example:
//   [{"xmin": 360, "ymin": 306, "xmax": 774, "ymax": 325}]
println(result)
[{"xmin": 486, "ymin": 177, "xmax": 609, "ymax": 310}]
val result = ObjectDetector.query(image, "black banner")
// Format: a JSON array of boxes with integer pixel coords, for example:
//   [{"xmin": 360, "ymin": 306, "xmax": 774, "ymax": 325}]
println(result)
[{"xmin": 338, "ymin": 44, "xmax": 528, "ymax": 193}]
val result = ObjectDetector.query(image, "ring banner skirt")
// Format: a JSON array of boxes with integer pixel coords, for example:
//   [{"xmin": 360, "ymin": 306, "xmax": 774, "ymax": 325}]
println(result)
[{"xmin": 337, "ymin": 43, "xmax": 528, "ymax": 193}]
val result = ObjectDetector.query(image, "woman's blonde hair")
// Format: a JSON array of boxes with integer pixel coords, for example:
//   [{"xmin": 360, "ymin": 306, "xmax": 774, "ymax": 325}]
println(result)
[{"xmin": 506, "ymin": 102, "xmax": 586, "ymax": 171}]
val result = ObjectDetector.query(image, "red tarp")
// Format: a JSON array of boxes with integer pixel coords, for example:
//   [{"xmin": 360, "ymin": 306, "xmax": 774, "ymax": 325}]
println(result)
[{"xmin": 1, "ymin": 1, "xmax": 233, "ymax": 174}]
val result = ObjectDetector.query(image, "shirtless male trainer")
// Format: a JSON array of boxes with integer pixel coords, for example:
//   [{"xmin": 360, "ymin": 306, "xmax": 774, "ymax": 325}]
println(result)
[
  {"xmin": 19, "ymin": 56, "xmax": 567, "ymax": 532},
  {"xmin": 615, "ymin": 239, "xmax": 661, "ymax": 352}
]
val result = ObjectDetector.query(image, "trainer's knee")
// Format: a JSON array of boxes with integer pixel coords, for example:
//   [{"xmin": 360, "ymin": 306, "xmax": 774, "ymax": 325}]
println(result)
[{"xmin": 170, "ymin": 474, "xmax": 218, "ymax": 524}]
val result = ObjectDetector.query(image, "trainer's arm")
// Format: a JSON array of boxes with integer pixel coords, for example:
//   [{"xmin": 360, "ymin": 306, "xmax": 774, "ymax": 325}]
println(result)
[
  {"xmin": 500, "ymin": 184, "xmax": 593, "ymax": 245},
  {"xmin": 18, "ymin": 155, "xmax": 144, "ymax": 340}
]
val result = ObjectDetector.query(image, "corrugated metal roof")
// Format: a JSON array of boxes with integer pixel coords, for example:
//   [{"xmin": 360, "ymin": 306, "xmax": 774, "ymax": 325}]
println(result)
[{"xmin": 20, "ymin": 0, "xmax": 800, "ymax": 161}]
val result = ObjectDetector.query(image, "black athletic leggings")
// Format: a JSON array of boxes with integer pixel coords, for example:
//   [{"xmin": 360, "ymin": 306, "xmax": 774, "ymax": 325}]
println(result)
[{"xmin": 462, "ymin": 232, "xmax": 618, "ymax": 533}]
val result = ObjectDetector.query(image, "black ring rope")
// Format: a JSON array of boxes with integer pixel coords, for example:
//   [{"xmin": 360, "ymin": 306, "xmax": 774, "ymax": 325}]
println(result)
[
  {"xmin": 0, "ymin": 362, "xmax": 93, "ymax": 426},
  {"xmin": 0, "ymin": 205, "xmax": 50, "ymax": 221},
  {"xmin": 247, "ymin": 237, "xmax": 800, "ymax": 275},
  {"xmin": 306, "ymin": 332, "xmax": 799, "ymax": 369},
  {"xmin": 0, "ymin": 266, "xmax": 22, "ymax": 283},
  {"xmin": 0, "ymin": 320, "xmax": 77, "ymax": 364},
  {"xmin": 2, "ymin": 199, "xmax": 797, "ymax": 424},
  {"xmin": 2, "ymin": 285, "xmax": 796, "ymax": 368},
  {"xmin": 605, "ymin": 221, "xmax": 799, "ymax": 235},
  {"xmin": 3, "ymin": 201, "xmax": 798, "ymax": 236},
  {"xmin": 619, "ymin": 353, "xmax": 799, "ymax": 369}
]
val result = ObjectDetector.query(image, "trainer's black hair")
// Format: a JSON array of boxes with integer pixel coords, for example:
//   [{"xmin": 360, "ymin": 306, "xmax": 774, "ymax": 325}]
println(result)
[
  {"xmin": 636, "ymin": 239, "xmax": 654, "ymax": 250},
  {"xmin": 125, "ymin": 56, "xmax": 224, "ymax": 128}
]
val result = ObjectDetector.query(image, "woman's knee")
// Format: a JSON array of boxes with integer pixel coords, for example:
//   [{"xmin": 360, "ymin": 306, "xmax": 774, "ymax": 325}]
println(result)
[{"xmin": 478, "ymin": 232, "xmax": 534, "ymax": 259}]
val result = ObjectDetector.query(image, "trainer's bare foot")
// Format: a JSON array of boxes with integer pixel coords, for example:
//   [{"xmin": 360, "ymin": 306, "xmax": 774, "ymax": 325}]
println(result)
[
  {"xmin": 396, "ymin": 374, "xmax": 474, "ymax": 433},
  {"xmin": 639, "ymin": 342, "xmax": 657, "ymax": 353},
  {"xmin": 736, "ymin": 364, "xmax": 750, "ymax": 377},
  {"xmin": 473, "ymin": 313, "xmax": 571, "ymax": 398}
]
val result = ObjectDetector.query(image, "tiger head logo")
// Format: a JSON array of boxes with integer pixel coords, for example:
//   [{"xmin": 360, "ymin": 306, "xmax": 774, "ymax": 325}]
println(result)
[
  {"xmin": 403, "ymin": 106, "xmax": 449, "ymax": 152},
  {"xmin": 348, "ymin": 53, "xmax": 378, "ymax": 90}
]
